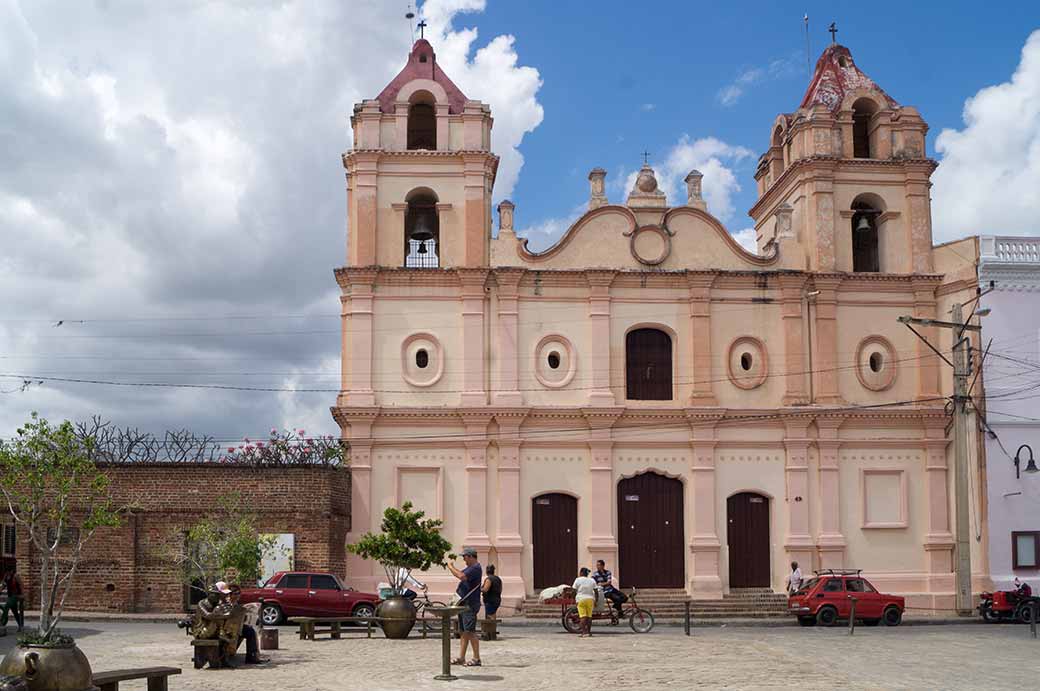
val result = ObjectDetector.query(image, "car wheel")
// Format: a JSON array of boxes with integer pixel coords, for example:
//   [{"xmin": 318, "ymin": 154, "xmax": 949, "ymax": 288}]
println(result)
[
  {"xmin": 816, "ymin": 606, "xmax": 838, "ymax": 627},
  {"xmin": 981, "ymin": 605, "xmax": 1001, "ymax": 623},
  {"xmin": 1015, "ymin": 602, "xmax": 1038, "ymax": 624},
  {"xmin": 882, "ymin": 606, "xmax": 902, "ymax": 626},
  {"xmin": 353, "ymin": 602, "xmax": 376, "ymax": 619},
  {"xmin": 797, "ymin": 616, "xmax": 816, "ymax": 627},
  {"xmin": 260, "ymin": 603, "xmax": 284, "ymax": 626},
  {"xmin": 861, "ymin": 618, "xmax": 880, "ymax": 627}
]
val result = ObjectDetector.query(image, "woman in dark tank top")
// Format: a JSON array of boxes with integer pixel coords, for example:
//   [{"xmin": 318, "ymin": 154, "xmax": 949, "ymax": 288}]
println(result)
[{"xmin": 481, "ymin": 564, "xmax": 503, "ymax": 619}]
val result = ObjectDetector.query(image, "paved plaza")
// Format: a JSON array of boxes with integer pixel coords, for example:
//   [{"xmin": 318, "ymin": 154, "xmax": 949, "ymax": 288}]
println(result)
[{"xmin": 2, "ymin": 621, "xmax": 1036, "ymax": 690}]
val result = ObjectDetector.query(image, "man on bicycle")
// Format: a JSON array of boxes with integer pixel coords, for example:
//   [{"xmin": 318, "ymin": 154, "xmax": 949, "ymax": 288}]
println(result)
[
  {"xmin": 398, "ymin": 567, "xmax": 427, "ymax": 601},
  {"xmin": 592, "ymin": 560, "xmax": 627, "ymax": 617}
]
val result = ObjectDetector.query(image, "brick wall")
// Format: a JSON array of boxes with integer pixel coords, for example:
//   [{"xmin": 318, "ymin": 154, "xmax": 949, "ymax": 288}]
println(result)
[{"xmin": 16, "ymin": 464, "xmax": 349, "ymax": 613}]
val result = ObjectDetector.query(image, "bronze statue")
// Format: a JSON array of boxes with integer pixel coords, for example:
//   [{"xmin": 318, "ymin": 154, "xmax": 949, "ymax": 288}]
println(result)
[{"xmin": 180, "ymin": 589, "xmax": 243, "ymax": 669}]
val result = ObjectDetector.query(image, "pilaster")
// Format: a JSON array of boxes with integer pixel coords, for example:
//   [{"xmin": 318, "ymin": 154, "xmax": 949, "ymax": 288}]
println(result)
[
  {"xmin": 492, "ymin": 269, "xmax": 524, "ymax": 406},
  {"xmin": 687, "ymin": 413, "xmax": 724, "ymax": 598},
  {"xmin": 912, "ymin": 278, "xmax": 943, "ymax": 402},
  {"xmin": 812, "ymin": 277, "xmax": 843, "ymax": 405},
  {"xmin": 923, "ymin": 423, "xmax": 955, "ymax": 592},
  {"xmin": 686, "ymin": 273, "xmax": 718, "ymax": 406},
  {"xmin": 460, "ymin": 412, "xmax": 494, "ymax": 555},
  {"xmin": 905, "ymin": 165, "xmax": 936, "ymax": 274},
  {"xmin": 815, "ymin": 416, "xmax": 846, "ymax": 569},
  {"xmin": 341, "ymin": 412, "xmax": 378, "ymax": 590},
  {"xmin": 338, "ymin": 269, "xmax": 379, "ymax": 407},
  {"xmin": 778, "ymin": 274, "xmax": 809, "ymax": 406},
  {"xmin": 783, "ymin": 419, "xmax": 814, "ymax": 568},
  {"xmin": 583, "ymin": 409, "xmax": 623, "ymax": 568},
  {"xmin": 493, "ymin": 410, "xmax": 528, "ymax": 602},
  {"xmin": 458, "ymin": 269, "xmax": 489, "ymax": 407},
  {"xmin": 809, "ymin": 170, "xmax": 837, "ymax": 271},
  {"xmin": 347, "ymin": 153, "xmax": 380, "ymax": 267},
  {"xmin": 585, "ymin": 271, "xmax": 617, "ymax": 406}
]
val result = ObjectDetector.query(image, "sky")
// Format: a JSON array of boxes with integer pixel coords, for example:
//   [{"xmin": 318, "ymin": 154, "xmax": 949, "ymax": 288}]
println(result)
[{"xmin": 1, "ymin": 0, "xmax": 1038, "ymax": 440}]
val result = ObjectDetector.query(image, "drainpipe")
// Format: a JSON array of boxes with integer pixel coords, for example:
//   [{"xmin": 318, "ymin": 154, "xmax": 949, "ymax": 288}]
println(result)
[{"xmin": 804, "ymin": 290, "xmax": 820, "ymax": 404}]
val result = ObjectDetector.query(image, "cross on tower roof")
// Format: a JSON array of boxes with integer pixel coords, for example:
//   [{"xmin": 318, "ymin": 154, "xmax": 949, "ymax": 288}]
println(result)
[
  {"xmin": 642, "ymin": 150, "xmax": 651, "ymax": 165},
  {"xmin": 829, "ymin": 22, "xmax": 837, "ymax": 44},
  {"xmin": 417, "ymin": 19, "xmax": 427, "ymax": 39}
]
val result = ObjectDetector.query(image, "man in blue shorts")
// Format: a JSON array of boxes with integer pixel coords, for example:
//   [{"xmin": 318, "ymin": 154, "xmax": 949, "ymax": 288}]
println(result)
[{"xmin": 448, "ymin": 547, "xmax": 483, "ymax": 667}]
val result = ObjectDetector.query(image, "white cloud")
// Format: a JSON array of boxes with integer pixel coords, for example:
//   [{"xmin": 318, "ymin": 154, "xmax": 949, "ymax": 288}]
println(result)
[
  {"xmin": 731, "ymin": 228, "xmax": 759, "ymax": 254},
  {"xmin": 641, "ymin": 103, "xmax": 656, "ymax": 112},
  {"xmin": 516, "ymin": 203, "xmax": 587, "ymax": 252},
  {"xmin": 717, "ymin": 57, "xmax": 798, "ymax": 107},
  {"xmin": 932, "ymin": 30, "xmax": 1040, "ymax": 242},
  {"xmin": 0, "ymin": 0, "xmax": 542, "ymax": 437}
]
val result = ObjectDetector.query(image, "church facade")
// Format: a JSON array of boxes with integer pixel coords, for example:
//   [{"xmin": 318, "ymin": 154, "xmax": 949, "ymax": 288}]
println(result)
[{"xmin": 334, "ymin": 39, "xmax": 983, "ymax": 611}]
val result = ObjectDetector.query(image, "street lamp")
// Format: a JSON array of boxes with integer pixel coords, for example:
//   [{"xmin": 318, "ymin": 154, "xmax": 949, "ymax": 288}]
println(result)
[{"xmin": 1014, "ymin": 444, "xmax": 1038, "ymax": 480}]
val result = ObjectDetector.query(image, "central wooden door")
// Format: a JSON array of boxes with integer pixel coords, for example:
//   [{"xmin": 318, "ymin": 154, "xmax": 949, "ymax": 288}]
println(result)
[
  {"xmin": 617, "ymin": 472, "xmax": 684, "ymax": 588},
  {"xmin": 532, "ymin": 493, "xmax": 577, "ymax": 589},
  {"xmin": 727, "ymin": 492, "xmax": 770, "ymax": 588}
]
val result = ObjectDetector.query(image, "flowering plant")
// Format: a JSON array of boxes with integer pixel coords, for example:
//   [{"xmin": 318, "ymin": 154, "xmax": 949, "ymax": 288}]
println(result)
[{"xmin": 220, "ymin": 428, "xmax": 345, "ymax": 467}]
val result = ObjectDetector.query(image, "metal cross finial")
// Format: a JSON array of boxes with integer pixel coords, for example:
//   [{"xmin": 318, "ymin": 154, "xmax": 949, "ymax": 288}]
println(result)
[
  {"xmin": 829, "ymin": 22, "xmax": 837, "ymax": 44},
  {"xmin": 417, "ymin": 19, "xmax": 427, "ymax": 39},
  {"xmin": 642, "ymin": 150, "xmax": 651, "ymax": 165}
]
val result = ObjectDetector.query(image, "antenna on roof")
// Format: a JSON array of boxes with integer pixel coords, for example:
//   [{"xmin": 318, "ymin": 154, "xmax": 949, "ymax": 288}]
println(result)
[
  {"xmin": 405, "ymin": 4, "xmax": 415, "ymax": 41},
  {"xmin": 803, "ymin": 14, "xmax": 811, "ymax": 80}
]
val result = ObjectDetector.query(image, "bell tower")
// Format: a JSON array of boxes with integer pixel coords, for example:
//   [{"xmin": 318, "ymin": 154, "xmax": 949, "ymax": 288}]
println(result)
[
  {"xmin": 343, "ymin": 39, "xmax": 497, "ymax": 269},
  {"xmin": 749, "ymin": 43, "xmax": 935, "ymax": 274}
]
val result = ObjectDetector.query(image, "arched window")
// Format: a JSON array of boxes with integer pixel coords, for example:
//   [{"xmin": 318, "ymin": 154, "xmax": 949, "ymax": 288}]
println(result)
[
  {"xmin": 626, "ymin": 328, "xmax": 672, "ymax": 400},
  {"xmin": 851, "ymin": 98, "xmax": 878, "ymax": 159},
  {"xmin": 407, "ymin": 92, "xmax": 437, "ymax": 150},
  {"xmin": 851, "ymin": 194, "xmax": 883, "ymax": 273},
  {"xmin": 404, "ymin": 190, "xmax": 439, "ymax": 268}
]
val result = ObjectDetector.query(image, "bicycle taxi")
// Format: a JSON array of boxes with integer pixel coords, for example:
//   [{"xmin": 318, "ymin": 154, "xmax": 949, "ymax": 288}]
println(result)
[{"xmin": 543, "ymin": 586, "xmax": 655, "ymax": 633}]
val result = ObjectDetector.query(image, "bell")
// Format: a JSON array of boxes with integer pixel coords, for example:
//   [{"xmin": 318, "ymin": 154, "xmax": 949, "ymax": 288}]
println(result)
[
  {"xmin": 409, "ymin": 212, "xmax": 435, "ymax": 243},
  {"xmin": 416, "ymin": 241, "xmax": 427, "ymax": 255},
  {"xmin": 855, "ymin": 215, "xmax": 873, "ymax": 232}
]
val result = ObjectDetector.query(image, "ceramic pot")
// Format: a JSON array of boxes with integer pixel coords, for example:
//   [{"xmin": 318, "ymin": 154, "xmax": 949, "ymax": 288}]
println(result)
[
  {"xmin": 0, "ymin": 642, "xmax": 96, "ymax": 691},
  {"xmin": 376, "ymin": 596, "xmax": 416, "ymax": 639}
]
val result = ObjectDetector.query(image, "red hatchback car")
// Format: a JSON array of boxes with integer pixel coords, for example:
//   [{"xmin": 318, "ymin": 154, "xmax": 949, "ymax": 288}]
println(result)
[
  {"xmin": 238, "ymin": 571, "xmax": 381, "ymax": 626},
  {"xmin": 788, "ymin": 570, "xmax": 904, "ymax": 627}
]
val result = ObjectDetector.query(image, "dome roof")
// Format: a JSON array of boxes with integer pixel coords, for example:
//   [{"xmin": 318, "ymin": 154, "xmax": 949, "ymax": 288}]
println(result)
[
  {"xmin": 376, "ymin": 39, "xmax": 469, "ymax": 114},
  {"xmin": 798, "ymin": 44, "xmax": 898, "ymax": 112}
]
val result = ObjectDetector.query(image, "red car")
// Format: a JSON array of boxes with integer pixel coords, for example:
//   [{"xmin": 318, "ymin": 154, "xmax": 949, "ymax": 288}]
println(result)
[
  {"xmin": 788, "ymin": 570, "xmax": 904, "ymax": 627},
  {"xmin": 239, "ymin": 571, "xmax": 380, "ymax": 626}
]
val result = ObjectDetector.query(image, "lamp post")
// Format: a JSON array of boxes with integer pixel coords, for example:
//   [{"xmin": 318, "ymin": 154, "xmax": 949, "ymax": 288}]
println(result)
[{"xmin": 1014, "ymin": 444, "xmax": 1038, "ymax": 480}]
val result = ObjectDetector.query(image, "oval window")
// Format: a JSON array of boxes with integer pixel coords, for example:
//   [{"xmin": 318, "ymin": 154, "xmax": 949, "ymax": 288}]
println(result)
[
  {"xmin": 547, "ymin": 352, "xmax": 561, "ymax": 370},
  {"xmin": 869, "ymin": 352, "xmax": 883, "ymax": 373},
  {"xmin": 415, "ymin": 349, "xmax": 429, "ymax": 369},
  {"xmin": 740, "ymin": 353, "xmax": 753, "ymax": 371}
]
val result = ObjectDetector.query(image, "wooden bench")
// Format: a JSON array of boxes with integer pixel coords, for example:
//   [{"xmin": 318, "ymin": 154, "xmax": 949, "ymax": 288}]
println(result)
[
  {"xmin": 449, "ymin": 617, "xmax": 499, "ymax": 641},
  {"xmin": 93, "ymin": 667, "xmax": 181, "ymax": 691},
  {"xmin": 297, "ymin": 616, "xmax": 385, "ymax": 640}
]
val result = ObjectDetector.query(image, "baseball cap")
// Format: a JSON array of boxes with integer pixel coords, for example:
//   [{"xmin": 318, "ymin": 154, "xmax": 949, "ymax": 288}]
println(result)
[
  {"xmin": 214, "ymin": 581, "xmax": 232, "ymax": 595},
  {"xmin": 461, "ymin": 547, "xmax": 478, "ymax": 558}
]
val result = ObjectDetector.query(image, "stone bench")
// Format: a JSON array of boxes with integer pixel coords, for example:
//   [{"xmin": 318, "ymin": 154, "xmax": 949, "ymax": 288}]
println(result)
[{"xmin": 93, "ymin": 666, "xmax": 181, "ymax": 691}]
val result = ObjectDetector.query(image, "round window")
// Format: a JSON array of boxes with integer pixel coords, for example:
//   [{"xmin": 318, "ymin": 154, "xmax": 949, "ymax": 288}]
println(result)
[
  {"xmin": 856, "ymin": 336, "xmax": 897, "ymax": 392},
  {"xmin": 727, "ymin": 337, "xmax": 768, "ymax": 390},
  {"xmin": 416, "ymin": 349, "xmax": 429, "ymax": 369},
  {"xmin": 535, "ymin": 335, "xmax": 576, "ymax": 388},
  {"xmin": 401, "ymin": 333, "xmax": 443, "ymax": 387},
  {"xmin": 740, "ymin": 353, "xmax": 753, "ymax": 371},
  {"xmin": 547, "ymin": 352, "xmax": 561, "ymax": 370},
  {"xmin": 868, "ymin": 352, "xmax": 882, "ymax": 373}
]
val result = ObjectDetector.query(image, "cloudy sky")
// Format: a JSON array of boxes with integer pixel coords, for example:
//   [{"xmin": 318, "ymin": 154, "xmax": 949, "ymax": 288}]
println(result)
[{"xmin": 1, "ymin": 0, "xmax": 1038, "ymax": 439}]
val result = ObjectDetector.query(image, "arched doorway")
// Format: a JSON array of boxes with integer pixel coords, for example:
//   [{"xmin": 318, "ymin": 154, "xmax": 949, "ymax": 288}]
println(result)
[
  {"xmin": 727, "ymin": 492, "xmax": 770, "ymax": 588},
  {"xmin": 532, "ymin": 493, "xmax": 577, "ymax": 589},
  {"xmin": 617, "ymin": 472, "xmax": 684, "ymax": 588}
]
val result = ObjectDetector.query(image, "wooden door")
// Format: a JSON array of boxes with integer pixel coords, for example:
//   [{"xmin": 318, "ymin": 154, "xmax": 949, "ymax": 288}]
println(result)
[
  {"xmin": 727, "ymin": 492, "xmax": 770, "ymax": 588},
  {"xmin": 532, "ymin": 493, "xmax": 577, "ymax": 589},
  {"xmin": 617, "ymin": 472, "xmax": 684, "ymax": 588},
  {"xmin": 625, "ymin": 328, "xmax": 673, "ymax": 400}
]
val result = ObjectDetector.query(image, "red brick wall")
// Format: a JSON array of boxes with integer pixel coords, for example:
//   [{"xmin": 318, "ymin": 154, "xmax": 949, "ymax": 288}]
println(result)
[{"xmin": 18, "ymin": 465, "xmax": 349, "ymax": 613}]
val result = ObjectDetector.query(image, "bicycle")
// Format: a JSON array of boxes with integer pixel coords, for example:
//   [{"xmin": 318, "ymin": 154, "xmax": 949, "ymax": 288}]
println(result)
[
  {"xmin": 559, "ymin": 588, "xmax": 656, "ymax": 634},
  {"xmin": 412, "ymin": 591, "xmax": 447, "ymax": 631}
]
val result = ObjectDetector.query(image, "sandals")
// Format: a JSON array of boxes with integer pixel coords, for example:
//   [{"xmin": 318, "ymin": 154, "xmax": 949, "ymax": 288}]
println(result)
[
  {"xmin": 465, "ymin": 659, "xmax": 482, "ymax": 667},
  {"xmin": 451, "ymin": 657, "xmax": 466, "ymax": 665}
]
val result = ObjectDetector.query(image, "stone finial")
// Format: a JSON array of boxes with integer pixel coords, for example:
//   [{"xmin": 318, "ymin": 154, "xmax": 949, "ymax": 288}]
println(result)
[
  {"xmin": 626, "ymin": 164, "xmax": 666, "ymax": 208},
  {"xmin": 497, "ymin": 200, "xmax": 515, "ymax": 235},
  {"xmin": 684, "ymin": 170, "xmax": 706, "ymax": 210},
  {"xmin": 588, "ymin": 168, "xmax": 608, "ymax": 210},
  {"xmin": 774, "ymin": 203, "xmax": 794, "ymax": 240}
]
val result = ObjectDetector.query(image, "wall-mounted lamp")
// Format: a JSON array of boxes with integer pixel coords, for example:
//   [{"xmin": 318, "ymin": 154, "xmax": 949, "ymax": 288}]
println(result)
[{"xmin": 1014, "ymin": 444, "xmax": 1038, "ymax": 480}]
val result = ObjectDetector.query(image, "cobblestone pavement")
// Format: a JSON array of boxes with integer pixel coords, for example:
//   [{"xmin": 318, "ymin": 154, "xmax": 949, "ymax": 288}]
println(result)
[{"xmin": 2, "ymin": 621, "xmax": 1036, "ymax": 690}]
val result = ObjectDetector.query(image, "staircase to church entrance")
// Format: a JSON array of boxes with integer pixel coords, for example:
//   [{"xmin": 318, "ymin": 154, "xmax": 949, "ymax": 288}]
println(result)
[{"xmin": 520, "ymin": 588, "xmax": 789, "ymax": 620}]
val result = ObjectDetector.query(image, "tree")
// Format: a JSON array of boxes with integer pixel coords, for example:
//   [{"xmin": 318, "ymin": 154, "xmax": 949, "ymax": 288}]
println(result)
[
  {"xmin": 171, "ymin": 492, "xmax": 279, "ymax": 595},
  {"xmin": 0, "ymin": 413, "xmax": 124, "ymax": 641},
  {"xmin": 347, "ymin": 503, "xmax": 454, "ymax": 596}
]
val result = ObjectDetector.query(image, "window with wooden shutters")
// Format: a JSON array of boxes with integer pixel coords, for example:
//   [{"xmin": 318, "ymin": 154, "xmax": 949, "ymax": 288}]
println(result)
[{"xmin": 625, "ymin": 328, "xmax": 672, "ymax": 400}]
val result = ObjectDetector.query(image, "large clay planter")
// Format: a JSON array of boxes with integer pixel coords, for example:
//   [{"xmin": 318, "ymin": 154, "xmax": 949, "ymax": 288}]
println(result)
[
  {"xmin": 376, "ymin": 596, "xmax": 416, "ymax": 639},
  {"xmin": 0, "ymin": 642, "xmax": 97, "ymax": 691}
]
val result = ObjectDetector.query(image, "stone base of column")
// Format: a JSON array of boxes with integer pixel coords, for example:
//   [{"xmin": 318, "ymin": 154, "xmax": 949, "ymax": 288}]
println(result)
[
  {"xmin": 491, "ymin": 392, "xmax": 523, "ymax": 406},
  {"xmin": 460, "ymin": 392, "xmax": 488, "ymax": 407},
  {"xmin": 338, "ymin": 391, "xmax": 376, "ymax": 406},
  {"xmin": 586, "ymin": 391, "xmax": 617, "ymax": 406},
  {"xmin": 815, "ymin": 395, "xmax": 846, "ymax": 405},
  {"xmin": 586, "ymin": 538, "xmax": 619, "ymax": 573},
  {"xmin": 924, "ymin": 536, "xmax": 955, "ymax": 592},
  {"xmin": 689, "ymin": 539, "xmax": 723, "ymax": 599},
  {"xmin": 785, "ymin": 537, "xmax": 814, "ymax": 578},
  {"xmin": 781, "ymin": 394, "xmax": 811, "ymax": 407},
  {"xmin": 492, "ymin": 543, "xmax": 525, "ymax": 601},
  {"xmin": 688, "ymin": 393, "xmax": 718, "ymax": 407},
  {"xmin": 816, "ymin": 535, "xmax": 846, "ymax": 570}
]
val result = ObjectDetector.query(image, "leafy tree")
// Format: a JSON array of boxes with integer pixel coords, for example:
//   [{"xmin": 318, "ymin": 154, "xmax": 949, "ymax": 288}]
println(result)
[
  {"xmin": 172, "ymin": 492, "xmax": 279, "ymax": 594},
  {"xmin": 347, "ymin": 502, "xmax": 454, "ymax": 595},
  {"xmin": 0, "ymin": 413, "xmax": 124, "ymax": 641}
]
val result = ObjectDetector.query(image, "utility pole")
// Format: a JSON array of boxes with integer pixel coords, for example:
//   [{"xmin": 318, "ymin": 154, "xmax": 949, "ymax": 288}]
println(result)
[{"xmin": 898, "ymin": 298, "xmax": 988, "ymax": 616}]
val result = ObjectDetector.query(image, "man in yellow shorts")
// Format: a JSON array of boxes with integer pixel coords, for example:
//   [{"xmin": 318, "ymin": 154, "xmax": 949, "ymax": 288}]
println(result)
[{"xmin": 572, "ymin": 567, "xmax": 598, "ymax": 638}]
